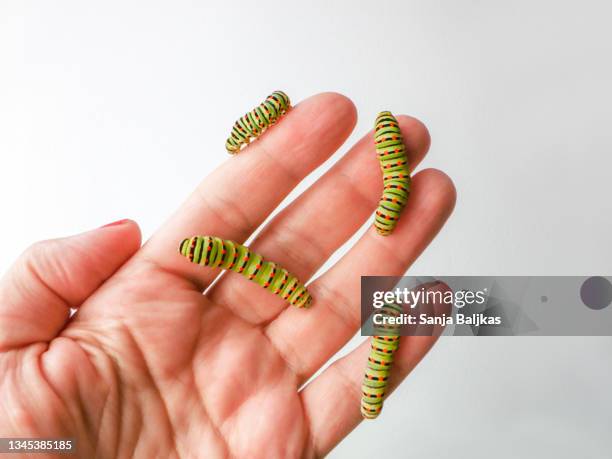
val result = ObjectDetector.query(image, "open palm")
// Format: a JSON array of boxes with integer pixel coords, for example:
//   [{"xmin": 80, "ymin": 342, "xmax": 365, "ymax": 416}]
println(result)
[{"xmin": 0, "ymin": 93, "xmax": 455, "ymax": 458}]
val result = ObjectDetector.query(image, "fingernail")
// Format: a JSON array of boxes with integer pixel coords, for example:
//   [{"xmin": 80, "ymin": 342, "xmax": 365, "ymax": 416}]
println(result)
[{"xmin": 100, "ymin": 219, "xmax": 130, "ymax": 228}]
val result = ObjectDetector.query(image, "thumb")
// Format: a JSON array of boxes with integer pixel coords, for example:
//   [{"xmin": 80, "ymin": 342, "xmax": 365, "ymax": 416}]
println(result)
[{"xmin": 0, "ymin": 219, "xmax": 141, "ymax": 351}]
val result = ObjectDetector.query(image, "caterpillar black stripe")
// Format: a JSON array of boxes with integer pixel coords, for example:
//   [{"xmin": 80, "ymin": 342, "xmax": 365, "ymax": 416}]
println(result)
[{"xmin": 178, "ymin": 236, "xmax": 311, "ymax": 308}]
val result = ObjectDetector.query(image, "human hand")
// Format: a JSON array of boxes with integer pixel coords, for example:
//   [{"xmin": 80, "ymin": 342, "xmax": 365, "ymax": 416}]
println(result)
[{"xmin": 0, "ymin": 93, "xmax": 455, "ymax": 458}]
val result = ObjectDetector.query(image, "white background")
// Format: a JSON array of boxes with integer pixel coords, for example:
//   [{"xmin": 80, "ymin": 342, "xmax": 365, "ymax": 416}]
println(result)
[{"xmin": 1, "ymin": 1, "xmax": 611, "ymax": 457}]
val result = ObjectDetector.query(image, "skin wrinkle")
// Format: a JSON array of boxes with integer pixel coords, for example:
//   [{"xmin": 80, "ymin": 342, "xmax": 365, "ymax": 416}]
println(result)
[
  {"xmin": 71, "ymin": 375, "xmax": 98, "ymax": 452},
  {"xmin": 79, "ymin": 334, "xmax": 137, "ymax": 459},
  {"xmin": 192, "ymin": 374, "xmax": 231, "ymax": 459},
  {"xmin": 289, "ymin": 282, "xmax": 360, "ymax": 384},
  {"xmin": 53, "ymin": 335, "xmax": 114, "ymax": 447},
  {"xmin": 257, "ymin": 143, "xmax": 304, "ymax": 186},
  {"xmin": 68, "ymin": 322, "xmax": 168, "ymax": 458},
  {"xmin": 122, "ymin": 391, "xmax": 147, "ymax": 459},
  {"xmin": 0, "ymin": 313, "xmax": 50, "ymax": 352},
  {"xmin": 62, "ymin": 240, "xmax": 115, "ymax": 299},
  {"xmin": 307, "ymin": 281, "xmax": 361, "ymax": 334},
  {"xmin": 24, "ymin": 241, "xmax": 82, "ymax": 305},
  {"xmin": 258, "ymin": 223, "xmax": 326, "ymax": 282},
  {"xmin": 36, "ymin": 343, "xmax": 90, "ymax": 443},
  {"xmin": 364, "ymin": 230, "xmax": 412, "ymax": 269},
  {"xmin": 263, "ymin": 325, "xmax": 308, "ymax": 387},
  {"xmin": 24, "ymin": 241, "xmax": 67, "ymax": 289},
  {"xmin": 216, "ymin": 380, "xmax": 268, "ymax": 456},
  {"xmin": 213, "ymin": 281, "xmax": 269, "ymax": 325},
  {"xmin": 0, "ymin": 268, "xmax": 67, "ymax": 351},
  {"xmin": 168, "ymin": 368, "xmax": 223, "ymax": 458},
  {"xmin": 136, "ymin": 250, "xmax": 209, "ymax": 293},
  {"xmin": 219, "ymin": 358, "xmax": 298, "ymax": 459},
  {"xmin": 309, "ymin": 362, "xmax": 360, "ymax": 457},
  {"xmin": 90, "ymin": 363, "xmax": 115, "ymax": 456},
  {"xmin": 187, "ymin": 308, "xmax": 240, "ymax": 457},
  {"xmin": 95, "ymin": 347, "xmax": 128, "ymax": 459},
  {"xmin": 115, "ymin": 324, "xmax": 175, "ymax": 458},
  {"xmin": 297, "ymin": 394, "xmax": 317, "ymax": 459},
  {"xmin": 255, "ymin": 96, "xmax": 341, "ymax": 166},
  {"xmin": 336, "ymin": 170, "xmax": 380, "ymax": 210},
  {"xmin": 258, "ymin": 325, "xmax": 302, "ymax": 388},
  {"xmin": 20, "ymin": 346, "xmax": 77, "ymax": 439},
  {"xmin": 9, "ymin": 354, "xmax": 30, "ymax": 430},
  {"xmin": 197, "ymin": 312, "xmax": 302, "ymax": 452},
  {"xmin": 197, "ymin": 186, "xmax": 254, "ymax": 242}
]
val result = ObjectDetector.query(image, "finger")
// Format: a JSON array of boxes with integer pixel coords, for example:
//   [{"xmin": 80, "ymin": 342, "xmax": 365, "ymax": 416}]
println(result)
[
  {"xmin": 208, "ymin": 116, "xmax": 431, "ymax": 324},
  {"xmin": 301, "ymin": 332, "xmax": 443, "ymax": 457},
  {"xmin": 0, "ymin": 220, "xmax": 141, "ymax": 351},
  {"xmin": 138, "ymin": 93, "xmax": 357, "ymax": 290},
  {"xmin": 266, "ymin": 169, "xmax": 456, "ymax": 381}
]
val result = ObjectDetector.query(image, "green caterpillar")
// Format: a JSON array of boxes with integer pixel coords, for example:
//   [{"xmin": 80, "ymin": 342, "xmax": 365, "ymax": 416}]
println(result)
[
  {"xmin": 361, "ymin": 303, "xmax": 402, "ymax": 419},
  {"xmin": 225, "ymin": 91, "xmax": 291, "ymax": 154},
  {"xmin": 374, "ymin": 111, "xmax": 411, "ymax": 236},
  {"xmin": 178, "ymin": 236, "xmax": 312, "ymax": 308}
]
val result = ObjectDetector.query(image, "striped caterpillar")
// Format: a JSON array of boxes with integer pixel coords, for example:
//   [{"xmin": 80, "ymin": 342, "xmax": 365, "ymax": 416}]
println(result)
[
  {"xmin": 225, "ymin": 91, "xmax": 291, "ymax": 154},
  {"xmin": 361, "ymin": 303, "xmax": 402, "ymax": 419},
  {"xmin": 178, "ymin": 236, "xmax": 312, "ymax": 308},
  {"xmin": 374, "ymin": 111, "xmax": 411, "ymax": 236}
]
